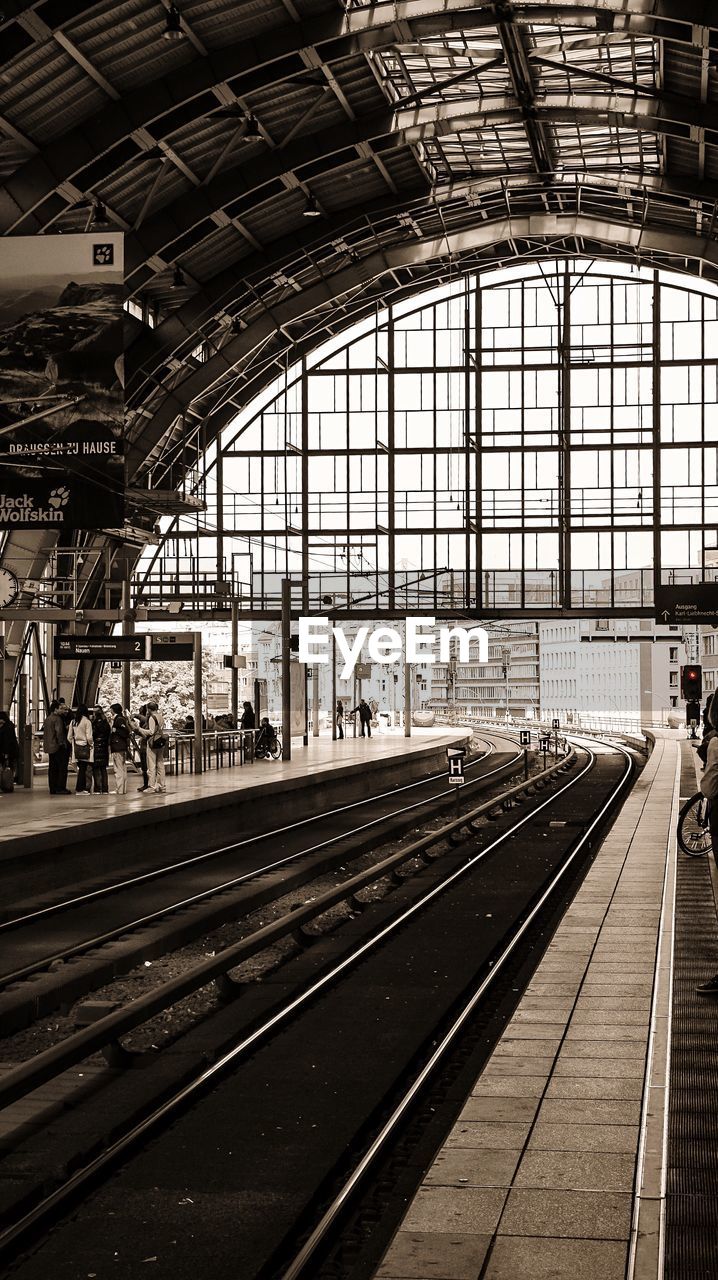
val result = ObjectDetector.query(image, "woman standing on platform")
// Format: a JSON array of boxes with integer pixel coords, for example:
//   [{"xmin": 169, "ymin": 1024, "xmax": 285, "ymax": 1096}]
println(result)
[
  {"xmin": 109, "ymin": 703, "xmax": 131, "ymax": 795},
  {"xmin": 68, "ymin": 705, "xmax": 94, "ymax": 794},
  {"xmin": 240, "ymin": 700, "xmax": 255, "ymax": 760},
  {"xmin": 92, "ymin": 708, "xmax": 111, "ymax": 795},
  {"xmin": 336, "ymin": 700, "xmax": 344, "ymax": 740}
]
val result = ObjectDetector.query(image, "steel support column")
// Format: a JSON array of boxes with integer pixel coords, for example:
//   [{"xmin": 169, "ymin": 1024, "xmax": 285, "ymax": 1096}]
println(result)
[
  {"xmin": 387, "ymin": 306, "xmax": 396, "ymax": 611},
  {"xmin": 121, "ymin": 575, "xmax": 134, "ymax": 715},
  {"xmin": 652, "ymin": 271, "xmax": 662, "ymax": 604},
  {"xmin": 463, "ymin": 281, "xmax": 472, "ymax": 608},
  {"xmin": 474, "ymin": 282, "xmax": 482, "ymax": 610},
  {"xmin": 216, "ymin": 447, "xmax": 224, "ymax": 588},
  {"xmin": 193, "ymin": 632, "xmax": 203, "ymax": 775},
  {"xmin": 281, "ymin": 577, "xmax": 292, "ymax": 762},
  {"xmin": 301, "ymin": 357, "xmax": 310, "ymax": 614},
  {"xmin": 559, "ymin": 266, "xmax": 572, "ymax": 610}
]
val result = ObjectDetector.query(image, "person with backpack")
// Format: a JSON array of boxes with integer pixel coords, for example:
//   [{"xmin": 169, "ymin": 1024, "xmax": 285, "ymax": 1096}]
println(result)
[
  {"xmin": 43, "ymin": 700, "xmax": 70, "ymax": 794},
  {"xmin": 144, "ymin": 699, "xmax": 167, "ymax": 794},
  {"xmin": 131, "ymin": 704, "xmax": 150, "ymax": 792},
  {"xmin": 109, "ymin": 702, "xmax": 131, "ymax": 795}
]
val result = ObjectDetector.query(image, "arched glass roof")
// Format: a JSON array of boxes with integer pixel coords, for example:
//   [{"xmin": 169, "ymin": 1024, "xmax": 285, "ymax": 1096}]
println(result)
[{"xmin": 137, "ymin": 257, "xmax": 718, "ymax": 618}]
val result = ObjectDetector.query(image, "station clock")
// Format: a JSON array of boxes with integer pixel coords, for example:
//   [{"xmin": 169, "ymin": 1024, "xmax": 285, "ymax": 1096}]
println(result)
[{"xmin": 0, "ymin": 567, "xmax": 19, "ymax": 609}]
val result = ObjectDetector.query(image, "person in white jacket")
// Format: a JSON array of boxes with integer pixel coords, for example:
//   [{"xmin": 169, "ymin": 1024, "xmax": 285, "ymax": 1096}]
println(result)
[{"xmin": 68, "ymin": 704, "xmax": 94, "ymax": 794}]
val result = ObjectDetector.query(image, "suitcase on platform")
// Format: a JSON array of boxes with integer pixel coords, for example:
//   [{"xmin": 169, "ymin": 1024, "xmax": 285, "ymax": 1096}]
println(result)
[{"xmin": 0, "ymin": 766, "xmax": 14, "ymax": 792}]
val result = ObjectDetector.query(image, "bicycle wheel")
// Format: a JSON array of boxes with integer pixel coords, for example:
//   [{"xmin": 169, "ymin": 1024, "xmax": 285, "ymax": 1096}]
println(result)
[{"xmin": 677, "ymin": 792, "xmax": 713, "ymax": 857}]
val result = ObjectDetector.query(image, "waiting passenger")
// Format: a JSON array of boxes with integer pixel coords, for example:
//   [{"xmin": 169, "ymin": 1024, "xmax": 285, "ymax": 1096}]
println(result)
[
  {"xmin": 350, "ymin": 697, "xmax": 372, "ymax": 738},
  {"xmin": 0, "ymin": 710, "xmax": 19, "ymax": 785},
  {"xmin": 43, "ymin": 700, "xmax": 70, "ymax": 795},
  {"xmin": 255, "ymin": 718, "xmax": 278, "ymax": 758},
  {"xmin": 68, "ymin": 704, "xmax": 94, "ymax": 794},
  {"xmin": 697, "ymin": 694, "xmax": 716, "ymax": 766},
  {"xmin": 336, "ymin": 700, "xmax": 344, "ymax": 740},
  {"xmin": 132, "ymin": 704, "xmax": 150, "ymax": 792},
  {"xmin": 109, "ymin": 703, "xmax": 131, "ymax": 795},
  {"xmin": 696, "ymin": 694, "xmax": 718, "ymax": 995},
  {"xmin": 91, "ymin": 707, "xmax": 111, "ymax": 794},
  {"xmin": 145, "ymin": 699, "xmax": 167, "ymax": 794},
  {"xmin": 240, "ymin": 701, "xmax": 255, "ymax": 759}
]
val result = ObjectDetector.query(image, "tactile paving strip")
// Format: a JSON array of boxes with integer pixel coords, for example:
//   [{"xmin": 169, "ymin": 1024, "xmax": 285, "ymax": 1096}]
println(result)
[{"xmin": 664, "ymin": 743, "xmax": 718, "ymax": 1278}]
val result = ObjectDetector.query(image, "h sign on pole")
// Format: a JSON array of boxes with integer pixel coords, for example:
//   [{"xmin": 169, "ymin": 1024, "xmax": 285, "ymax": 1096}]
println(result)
[
  {"xmin": 519, "ymin": 729, "xmax": 530, "ymax": 779},
  {"xmin": 447, "ymin": 746, "xmax": 465, "ymax": 787}
]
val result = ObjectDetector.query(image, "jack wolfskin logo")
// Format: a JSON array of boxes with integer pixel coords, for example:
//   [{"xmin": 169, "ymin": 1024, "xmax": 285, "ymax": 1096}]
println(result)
[
  {"xmin": 92, "ymin": 243, "xmax": 114, "ymax": 266},
  {"xmin": 48, "ymin": 486, "xmax": 70, "ymax": 509}
]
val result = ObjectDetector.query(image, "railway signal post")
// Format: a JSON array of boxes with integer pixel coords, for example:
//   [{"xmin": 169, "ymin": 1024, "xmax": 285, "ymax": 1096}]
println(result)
[
  {"xmin": 519, "ymin": 728, "xmax": 531, "ymax": 779},
  {"xmin": 447, "ymin": 747, "xmax": 465, "ymax": 816}
]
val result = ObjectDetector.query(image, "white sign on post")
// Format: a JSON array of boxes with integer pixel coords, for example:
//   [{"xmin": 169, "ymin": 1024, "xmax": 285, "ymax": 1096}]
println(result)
[
  {"xmin": 448, "ymin": 756, "xmax": 465, "ymax": 785},
  {"xmin": 447, "ymin": 745, "xmax": 466, "ymax": 786}
]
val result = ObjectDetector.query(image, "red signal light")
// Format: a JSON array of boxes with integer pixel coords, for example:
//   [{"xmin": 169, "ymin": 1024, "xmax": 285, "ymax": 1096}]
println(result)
[{"xmin": 681, "ymin": 666, "xmax": 703, "ymax": 700}]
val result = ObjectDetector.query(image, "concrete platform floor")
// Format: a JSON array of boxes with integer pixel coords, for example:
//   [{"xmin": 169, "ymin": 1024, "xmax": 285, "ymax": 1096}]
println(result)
[
  {"xmin": 373, "ymin": 730, "xmax": 681, "ymax": 1280},
  {"xmin": 0, "ymin": 727, "xmax": 471, "ymax": 852}
]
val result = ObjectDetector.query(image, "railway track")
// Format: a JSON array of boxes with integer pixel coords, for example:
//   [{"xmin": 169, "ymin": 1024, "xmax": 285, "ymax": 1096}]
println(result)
[
  {"xmin": 0, "ymin": 734, "xmax": 636, "ymax": 1278},
  {"xmin": 0, "ymin": 734, "xmax": 526, "ymax": 1033}
]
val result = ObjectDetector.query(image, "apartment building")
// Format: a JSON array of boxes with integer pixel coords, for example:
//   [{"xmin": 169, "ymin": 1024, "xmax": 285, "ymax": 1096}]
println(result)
[
  {"xmin": 429, "ymin": 621, "xmax": 541, "ymax": 720},
  {"xmin": 539, "ymin": 618, "xmax": 686, "ymax": 729}
]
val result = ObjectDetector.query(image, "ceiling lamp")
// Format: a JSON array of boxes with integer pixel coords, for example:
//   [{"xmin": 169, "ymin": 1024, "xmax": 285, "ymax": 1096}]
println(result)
[
  {"xmin": 302, "ymin": 193, "xmax": 321, "ymax": 218},
  {"xmin": 171, "ymin": 263, "xmax": 186, "ymax": 289},
  {"xmin": 163, "ymin": 4, "xmax": 184, "ymax": 39},
  {"xmin": 244, "ymin": 114, "xmax": 261, "ymax": 139},
  {"xmin": 89, "ymin": 199, "xmax": 109, "ymax": 227}
]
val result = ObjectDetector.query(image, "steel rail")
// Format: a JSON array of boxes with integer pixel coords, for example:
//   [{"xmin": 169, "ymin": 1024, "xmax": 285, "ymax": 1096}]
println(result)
[
  {"xmin": 0, "ymin": 740, "xmax": 520, "ymax": 993},
  {"xmin": 280, "ymin": 736, "xmax": 634, "ymax": 1279},
  {"xmin": 0, "ymin": 733, "xmax": 503, "ymax": 935},
  {"xmin": 0, "ymin": 743, "xmax": 577, "ymax": 1113},
  {"xmin": 0, "ymin": 736, "xmax": 632, "ymax": 1266}
]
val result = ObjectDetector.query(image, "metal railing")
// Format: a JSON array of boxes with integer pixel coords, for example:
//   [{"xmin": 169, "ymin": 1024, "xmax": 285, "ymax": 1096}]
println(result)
[
  {"xmin": 165, "ymin": 730, "xmax": 249, "ymax": 774},
  {"xmin": 30, "ymin": 728, "xmax": 278, "ymax": 782}
]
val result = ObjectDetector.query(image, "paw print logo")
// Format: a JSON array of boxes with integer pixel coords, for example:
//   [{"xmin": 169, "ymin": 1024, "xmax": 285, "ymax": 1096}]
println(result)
[
  {"xmin": 92, "ymin": 243, "xmax": 114, "ymax": 266},
  {"xmin": 48, "ymin": 486, "xmax": 70, "ymax": 510}
]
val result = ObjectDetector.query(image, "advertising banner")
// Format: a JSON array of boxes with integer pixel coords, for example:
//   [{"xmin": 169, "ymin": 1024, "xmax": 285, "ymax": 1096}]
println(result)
[{"xmin": 0, "ymin": 232, "xmax": 124, "ymax": 529}]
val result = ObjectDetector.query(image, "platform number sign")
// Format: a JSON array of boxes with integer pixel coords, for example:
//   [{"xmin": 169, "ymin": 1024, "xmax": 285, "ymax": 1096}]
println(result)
[
  {"xmin": 519, "ymin": 730, "xmax": 531, "ymax": 747},
  {"xmin": 551, "ymin": 718, "xmax": 560, "ymax": 730}
]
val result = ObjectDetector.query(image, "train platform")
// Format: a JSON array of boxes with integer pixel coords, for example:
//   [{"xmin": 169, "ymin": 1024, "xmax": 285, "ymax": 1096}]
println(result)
[
  {"xmin": 373, "ymin": 729, "xmax": 717, "ymax": 1280},
  {"xmin": 0, "ymin": 727, "xmax": 473, "ymax": 866}
]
